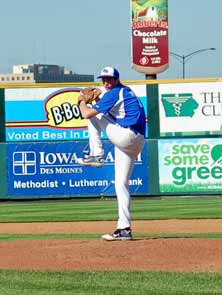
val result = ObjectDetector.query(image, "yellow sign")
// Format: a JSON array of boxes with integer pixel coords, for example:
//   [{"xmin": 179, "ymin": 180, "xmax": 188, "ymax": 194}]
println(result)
[{"xmin": 45, "ymin": 89, "xmax": 87, "ymax": 128}]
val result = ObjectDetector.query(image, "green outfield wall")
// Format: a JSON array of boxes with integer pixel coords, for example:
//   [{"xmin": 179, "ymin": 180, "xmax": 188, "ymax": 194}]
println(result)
[{"xmin": 1, "ymin": 77, "xmax": 222, "ymax": 199}]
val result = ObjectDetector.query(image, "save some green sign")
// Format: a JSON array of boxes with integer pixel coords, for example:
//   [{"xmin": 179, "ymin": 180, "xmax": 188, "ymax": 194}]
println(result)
[{"xmin": 158, "ymin": 138, "xmax": 222, "ymax": 193}]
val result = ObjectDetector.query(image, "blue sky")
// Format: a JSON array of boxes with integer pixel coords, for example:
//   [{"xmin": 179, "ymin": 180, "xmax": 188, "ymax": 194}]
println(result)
[{"xmin": 0, "ymin": 0, "xmax": 220, "ymax": 81}]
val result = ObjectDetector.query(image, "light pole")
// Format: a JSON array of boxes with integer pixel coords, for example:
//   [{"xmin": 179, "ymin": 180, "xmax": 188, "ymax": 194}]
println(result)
[{"xmin": 170, "ymin": 48, "xmax": 216, "ymax": 78}]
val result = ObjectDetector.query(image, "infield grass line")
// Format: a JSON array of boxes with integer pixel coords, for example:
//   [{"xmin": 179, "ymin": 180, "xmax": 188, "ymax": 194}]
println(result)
[{"xmin": 0, "ymin": 233, "xmax": 222, "ymax": 241}]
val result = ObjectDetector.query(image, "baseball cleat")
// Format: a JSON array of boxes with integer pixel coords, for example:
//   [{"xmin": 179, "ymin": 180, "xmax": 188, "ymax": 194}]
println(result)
[
  {"xmin": 76, "ymin": 155, "xmax": 104, "ymax": 167},
  {"xmin": 101, "ymin": 228, "xmax": 132, "ymax": 241}
]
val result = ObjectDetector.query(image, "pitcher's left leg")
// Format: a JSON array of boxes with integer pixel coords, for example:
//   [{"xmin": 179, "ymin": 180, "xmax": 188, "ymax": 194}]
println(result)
[{"xmin": 114, "ymin": 146, "xmax": 136, "ymax": 229}]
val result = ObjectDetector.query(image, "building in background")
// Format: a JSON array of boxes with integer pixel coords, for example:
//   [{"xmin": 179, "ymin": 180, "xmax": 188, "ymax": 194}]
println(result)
[{"xmin": 0, "ymin": 64, "xmax": 94, "ymax": 83}]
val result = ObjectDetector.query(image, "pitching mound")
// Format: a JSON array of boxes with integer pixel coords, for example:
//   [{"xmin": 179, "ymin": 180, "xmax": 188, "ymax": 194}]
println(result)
[{"xmin": 0, "ymin": 219, "xmax": 221, "ymax": 271}]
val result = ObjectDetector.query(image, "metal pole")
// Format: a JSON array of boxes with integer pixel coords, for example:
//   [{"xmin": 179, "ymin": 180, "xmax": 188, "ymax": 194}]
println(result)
[
  {"xmin": 145, "ymin": 74, "xmax": 157, "ymax": 80},
  {"xmin": 182, "ymin": 55, "xmax": 185, "ymax": 79}
]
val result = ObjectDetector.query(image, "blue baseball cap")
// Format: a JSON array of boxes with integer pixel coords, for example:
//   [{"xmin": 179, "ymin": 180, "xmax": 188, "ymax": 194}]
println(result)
[{"xmin": 97, "ymin": 66, "xmax": 119, "ymax": 79}]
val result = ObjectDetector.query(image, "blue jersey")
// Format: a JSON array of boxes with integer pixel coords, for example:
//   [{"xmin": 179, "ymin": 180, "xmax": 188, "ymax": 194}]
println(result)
[{"xmin": 92, "ymin": 84, "xmax": 146, "ymax": 136}]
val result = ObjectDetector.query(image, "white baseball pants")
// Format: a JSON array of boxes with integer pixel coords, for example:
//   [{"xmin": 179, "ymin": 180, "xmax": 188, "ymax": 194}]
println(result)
[{"xmin": 87, "ymin": 114, "xmax": 144, "ymax": 229}]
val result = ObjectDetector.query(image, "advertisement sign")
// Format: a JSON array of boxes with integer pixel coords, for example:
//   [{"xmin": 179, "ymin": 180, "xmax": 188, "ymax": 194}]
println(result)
[
  {"xmin": 0, "ymin": 144, "xmax": 7, "ymax": 198},
  {"xmin": 131, "ymin": 0, "xmax": 169, "ymax": 74},
  {"xmin": 159, "ymin": 138, "xmax": 222, "ymax": 193},
  {"xmin": 5, "ymin": 85, "xmax": 148, "ymax": 141},
  {"xmin": 159, "ymin": 81, "xmax": 222, "ymax": 136},
  {"xmin": 7, "ymin": 141, "xmax": 149, "ymax": 197}
]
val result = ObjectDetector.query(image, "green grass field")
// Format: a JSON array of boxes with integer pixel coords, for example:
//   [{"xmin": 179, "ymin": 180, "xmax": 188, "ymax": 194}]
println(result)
[
  {"xmin": 1, "ymin": 270, "xmax": 222, "ymax": 295},
  {"xmin": 1, "ymin": 196, "xmax": 222, "ymax": 222},
  {"xmin": 0, "ymin": 196, "xmax": 222, "ymax": 294}
]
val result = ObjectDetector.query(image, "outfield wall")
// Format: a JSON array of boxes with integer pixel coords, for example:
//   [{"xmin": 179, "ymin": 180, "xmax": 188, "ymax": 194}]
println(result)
[{"xmin": 1, "ymin": 77, "xmax": 222, "ymax": 199}]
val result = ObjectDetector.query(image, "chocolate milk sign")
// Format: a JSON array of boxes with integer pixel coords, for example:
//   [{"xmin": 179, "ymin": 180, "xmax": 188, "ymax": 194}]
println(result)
[{"xmin": 131, "ymin": 0, "xmax": 169, "ymax": 75}]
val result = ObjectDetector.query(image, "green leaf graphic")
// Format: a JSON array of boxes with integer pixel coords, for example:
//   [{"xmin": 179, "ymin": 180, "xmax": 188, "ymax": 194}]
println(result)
[{"xmin": 211, "ymin": 145, "xmax": 222, "ymax": 165}]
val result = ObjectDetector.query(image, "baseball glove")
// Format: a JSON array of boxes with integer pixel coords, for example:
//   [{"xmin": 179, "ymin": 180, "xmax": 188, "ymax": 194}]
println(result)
[{"xmin": 78, "ymin": 87, "xmax": 102, "ymax": 105}]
